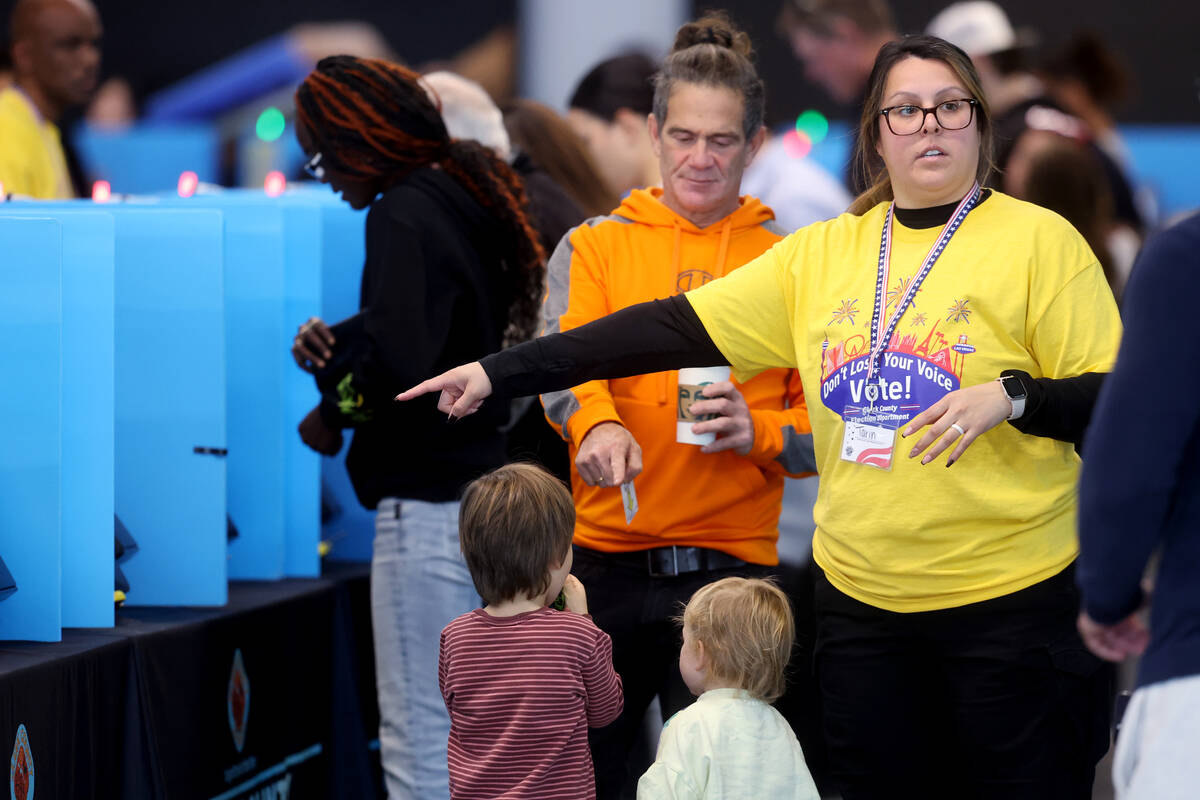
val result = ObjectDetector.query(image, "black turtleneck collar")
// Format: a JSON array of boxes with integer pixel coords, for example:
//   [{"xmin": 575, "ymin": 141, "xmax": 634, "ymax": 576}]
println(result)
[{"xmin": 895, "ymin": 188, "xmax": 992, "ymax": 229}]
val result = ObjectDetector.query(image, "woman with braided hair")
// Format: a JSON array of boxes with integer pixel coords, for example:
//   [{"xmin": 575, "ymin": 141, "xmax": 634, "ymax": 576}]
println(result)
[{"xmin": 288, "ymin": 55, "xmax": 545, "ymax": 800}]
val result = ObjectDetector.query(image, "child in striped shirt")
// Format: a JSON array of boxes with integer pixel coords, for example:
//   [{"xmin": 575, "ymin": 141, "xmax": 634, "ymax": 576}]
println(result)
[{"xmin": 439, "ymin": 463, "xmax": 623, "ymax": 799}]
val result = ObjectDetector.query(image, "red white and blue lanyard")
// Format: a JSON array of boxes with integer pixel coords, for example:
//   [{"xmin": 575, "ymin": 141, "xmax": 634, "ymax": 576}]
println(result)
[{"xmin": 866, "ymin": 183, "xmax": 981, "ymax": 392}]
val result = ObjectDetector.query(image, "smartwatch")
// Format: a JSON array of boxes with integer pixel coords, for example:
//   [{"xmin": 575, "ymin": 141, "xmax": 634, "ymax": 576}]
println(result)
[{"xmin": 997, "ymin": 372, "xmax": 1027, "ymax": 420}]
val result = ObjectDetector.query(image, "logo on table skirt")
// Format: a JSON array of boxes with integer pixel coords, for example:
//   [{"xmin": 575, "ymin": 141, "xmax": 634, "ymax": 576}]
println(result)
[
  {"xmin": 228, "ymin": 649, "xmax": 250, "ymax": 753},
  {"xmin": 9, "ymin": 724, "xmax": 33, "ymax": 800}
]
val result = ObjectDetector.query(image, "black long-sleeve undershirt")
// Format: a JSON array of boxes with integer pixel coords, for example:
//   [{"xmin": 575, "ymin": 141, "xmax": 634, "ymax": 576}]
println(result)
[
  {"xmin": 1004, "ymin": 370, "xmax": 1105, "ymax": 452},
  {"xmin": 482, "ymin": 294, "xmax": 1104, "ymax": 450},
  {"xmin": 482, "ymin": 295, "xmax": 723, "ymax": 397}
]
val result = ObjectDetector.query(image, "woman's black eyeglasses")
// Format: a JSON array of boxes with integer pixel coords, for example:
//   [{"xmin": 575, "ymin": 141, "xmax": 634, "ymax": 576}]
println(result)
[{"xmin": 880, "ymin": 99, "xmax": 977, "ymax": 136}]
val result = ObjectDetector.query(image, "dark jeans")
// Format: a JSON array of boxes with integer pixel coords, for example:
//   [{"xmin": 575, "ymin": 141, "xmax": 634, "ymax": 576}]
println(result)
[
  {"xmin": 814, "ymin": 564, "xmax": 1113, "ymax": 800},
  {"xmin": 571, "ymin": 545, "xmax": 769, "ymax": 800}
]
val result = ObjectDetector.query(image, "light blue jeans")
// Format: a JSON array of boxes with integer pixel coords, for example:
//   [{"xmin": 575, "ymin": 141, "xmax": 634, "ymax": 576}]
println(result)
[{"xmin": 372, "ymin": 498, "xmax": 479, "ymax": 800}]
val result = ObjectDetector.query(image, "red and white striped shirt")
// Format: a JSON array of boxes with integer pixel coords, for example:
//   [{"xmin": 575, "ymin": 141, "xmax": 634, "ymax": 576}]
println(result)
[{"xmin": 439, "ymin": 606, "xmax": 624, "ymax": 799}]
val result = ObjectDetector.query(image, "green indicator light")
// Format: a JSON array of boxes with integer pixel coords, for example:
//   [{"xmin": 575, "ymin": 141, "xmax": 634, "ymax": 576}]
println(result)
[
  {"xmin": 256, "ymin": 107, "xmax": 286, "ymax": 142},
  {"xmin": 795, "ymin": 110, "xmax": 829, "ymax": 144}
]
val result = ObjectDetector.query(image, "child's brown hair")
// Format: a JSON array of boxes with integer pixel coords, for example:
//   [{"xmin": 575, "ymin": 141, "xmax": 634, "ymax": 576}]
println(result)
[
  {"xmin": 681, "ymin": 577, "xmax": 794, "ymax": 702},
  {"xmin": 459, "ymin": 463, "xmax": 574, "ymax": 605}
]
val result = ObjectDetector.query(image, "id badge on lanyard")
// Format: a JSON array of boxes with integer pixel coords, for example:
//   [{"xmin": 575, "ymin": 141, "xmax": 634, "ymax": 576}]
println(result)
[
  {"xmin": 841, "ymin": 400, "xmax": 900, "ymax": 471},
  {"xmin": 840, "ymin": 184, "xmax": 980, "ymax": 471}
]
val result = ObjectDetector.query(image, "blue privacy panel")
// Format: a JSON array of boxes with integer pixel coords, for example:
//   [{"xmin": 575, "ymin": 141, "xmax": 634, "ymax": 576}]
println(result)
[
  {"xmin": 168, "ymin": 197, "xmax": 288, "ymax": 580},
  {"xmin": 0, "ymin": 217, "xmax": 62, "ymax": 641},
  {"xmin": 73, "ymin": 124, "xmax": 220, "ymax": 195},
  {"xmin": 56, "ymin": 212, "xmax": 115, "ymax": 626},
  {"xmin": 112, "ymin": 209, "xmax": 227, "ymax": 606},
  {"xmin": 311, "ymin": 192, "xmax": 374, "ymax": 562},
  {"xmin": 0, "ymin": 208, "xmax": 116, "ymax": 627},
  {"xmin": 165, "ymin": 192, "xmax": 327, "ymax": 578},
  {"xmin": 1122, "ymin": 125, "xmax": 1200, "ymax": 222},
  {"xmin": 2, "ymin": 209, "xmax": 116, "ymax": 627},
  {"xmin": 279, "ymin": 199, "xmax": 323, "ymax": 576}
]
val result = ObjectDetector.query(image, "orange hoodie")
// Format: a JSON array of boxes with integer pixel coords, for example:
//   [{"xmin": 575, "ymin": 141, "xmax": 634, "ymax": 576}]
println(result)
[{"xmin": 540, "ymin": 188, "xmax": 815, "ymax": 565}]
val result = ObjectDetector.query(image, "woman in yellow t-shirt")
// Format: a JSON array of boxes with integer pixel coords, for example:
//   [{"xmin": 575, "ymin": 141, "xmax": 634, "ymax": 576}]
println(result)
[{"xmin": 400, "ymin": 35, "xmax": 1120, "ymax": 797}]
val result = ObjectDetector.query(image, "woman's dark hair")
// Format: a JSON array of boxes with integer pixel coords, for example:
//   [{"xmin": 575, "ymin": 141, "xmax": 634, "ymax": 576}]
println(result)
[
  {"xmin": 652, "ymin": 11, "xmax": 765, "ymax": 139},
  {"xmin": 569, "ymin": 52, "xmax": 657, "ymax": 120},
  {"xmin": 503, "ymin": 98, "xmax": 619, "ymax": 218},
  {"xmin": 295, "ymin": 55, "xmax": 545, "ymax": 346},
  {"xmin": 849, "ymin": 35, "xmax": 995, "ymax": 214}
]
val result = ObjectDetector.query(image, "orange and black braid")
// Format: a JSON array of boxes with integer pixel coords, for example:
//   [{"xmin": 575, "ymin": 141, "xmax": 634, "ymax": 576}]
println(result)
[
  {"xmin": 441, "ymin": 140, "xmax": 546, "ymax": 346},
  {"xmin": 296, "ymin": 55, "xmax": 545, "ymax": 345}
]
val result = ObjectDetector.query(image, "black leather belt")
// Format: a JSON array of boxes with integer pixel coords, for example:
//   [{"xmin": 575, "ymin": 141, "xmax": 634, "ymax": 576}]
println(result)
[{"xmin": 640, "ymin": 546, "xmax": 747, "ymax": 577}]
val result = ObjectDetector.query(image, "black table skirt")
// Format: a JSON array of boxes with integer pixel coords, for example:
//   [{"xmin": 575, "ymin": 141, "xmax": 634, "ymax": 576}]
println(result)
[{"xmin": 0, "ymin": 562, "xmax": 382, "ymax": 800}]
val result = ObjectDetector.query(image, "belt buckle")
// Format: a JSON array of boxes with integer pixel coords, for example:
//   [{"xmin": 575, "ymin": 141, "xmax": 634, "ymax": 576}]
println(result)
[{"xmin": 647, "ymin": 546, "xmax": 680, "ymax": 577}]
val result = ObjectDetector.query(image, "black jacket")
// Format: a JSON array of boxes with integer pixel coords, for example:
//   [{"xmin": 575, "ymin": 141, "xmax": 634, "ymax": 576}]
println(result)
[{"xmin": 318, "ymin": 167, "xmax": 510, "ymax": 506}]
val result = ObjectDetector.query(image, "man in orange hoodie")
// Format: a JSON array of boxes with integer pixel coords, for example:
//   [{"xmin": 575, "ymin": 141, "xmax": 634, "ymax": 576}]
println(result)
[{"xmin": 541, "ymin": 16, "xmax": 817, "ymax": 797}]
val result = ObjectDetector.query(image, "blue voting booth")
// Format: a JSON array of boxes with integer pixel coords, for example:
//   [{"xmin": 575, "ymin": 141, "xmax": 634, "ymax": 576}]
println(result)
[
  {"xmin": 55, "ymin": 212, "xmax": 116, "ymax": 627},
  {"xmin": 159, "ymin": 191, "xmax": 324, "ymax": 580},
  {"xmin": 73, "ymin": 125, "xmax": 220, "ymax": 195},
  {"xmin": 309, "ymin": 193, "xmax": 374, "ymax": 563},
  {"xmin": 0, "ymin": 217, "xmax": 62, "ymax": 641},
  {"xmin": 0, "ymin": 187, "xmax": 369, "ymax": 637},
  {"xmin": 112, "ymin": 208, "xmax": 228, "ymax": 606},
  {"xmin": 0, "ymin": 210, "xmax": 118, "ymax": 636},
  {"xmin": 0, "ymin": 210, "xmax": 117, "ymax": 632},
  {"xmin": 1, "ymin": 203, "xmax": 228, "ymax": 613}
]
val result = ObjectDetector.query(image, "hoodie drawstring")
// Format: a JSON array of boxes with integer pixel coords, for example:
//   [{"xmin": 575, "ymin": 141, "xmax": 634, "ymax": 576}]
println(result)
[
  {"xmin": 714, "ymin": 216, "xmax": 732, "ymax": 277},
  {"xmin": 664, "ymin": 220, "xmax": 685, "ymax": 404}
]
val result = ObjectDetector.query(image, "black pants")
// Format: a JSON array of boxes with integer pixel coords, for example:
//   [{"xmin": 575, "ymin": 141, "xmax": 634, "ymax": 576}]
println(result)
[
  {"xmin": 814, "ymin": 564, "xmax": 1113, "ymax": 800},
  {"xmin": 571, "ymin": 545, "xmax": 769, "ymax": 799}
]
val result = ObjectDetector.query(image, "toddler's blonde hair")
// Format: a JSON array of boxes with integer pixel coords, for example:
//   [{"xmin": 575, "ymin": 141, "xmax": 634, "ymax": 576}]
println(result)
[{"xmin": 681, "ymin": 576, "xmax": 794, "ymax": 703}]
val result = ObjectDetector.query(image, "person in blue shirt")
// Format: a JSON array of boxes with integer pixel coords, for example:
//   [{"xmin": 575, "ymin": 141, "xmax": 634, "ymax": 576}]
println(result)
[{"xmin": 1077, "ymin": 211, "xmax": 1200, "ymax": 799}]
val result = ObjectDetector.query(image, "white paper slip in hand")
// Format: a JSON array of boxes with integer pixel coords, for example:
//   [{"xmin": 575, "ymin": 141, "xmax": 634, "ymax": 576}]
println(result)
[{"xmin": 620, "ymin": 481, "xmax": 638, "ymax": 525}]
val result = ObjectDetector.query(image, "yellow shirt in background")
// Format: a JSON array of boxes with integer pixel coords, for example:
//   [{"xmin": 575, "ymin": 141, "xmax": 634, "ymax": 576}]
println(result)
[
  {"xmin": 687, "ymin": 191, "xmax": 1121, "ymax": 612},
  {"xmin": 0, "ymin": 86, "xmax": 73, "ymax": 199}
]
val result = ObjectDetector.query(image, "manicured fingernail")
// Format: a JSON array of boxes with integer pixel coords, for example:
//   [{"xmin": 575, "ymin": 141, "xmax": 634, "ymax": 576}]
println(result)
[
  {"xmin": 946, "ymin": 459, "xmax": 955, "ymax": 468},
  {"xmin": 921, "ymin": 455, "xmax": 931, "ymax": 465},
  {"xmin": 446, "ymin": 414, "xmax": 457, "ymax": 423},
  {"xmin": 901, "ymin": 428, "xmax": 911, "ymax": 437}
]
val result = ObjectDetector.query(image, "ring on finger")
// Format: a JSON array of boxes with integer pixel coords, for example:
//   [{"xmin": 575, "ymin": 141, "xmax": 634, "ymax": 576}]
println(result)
[{"xmin": 950, "ymin": 422, "xmax": 965, "ymax": 437}]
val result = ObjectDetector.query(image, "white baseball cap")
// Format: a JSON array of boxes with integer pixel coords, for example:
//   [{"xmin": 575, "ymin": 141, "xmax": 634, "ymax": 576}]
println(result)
[{"xmin": 927, "ymin": 1, "xmax": 1034, "ymax": 57}]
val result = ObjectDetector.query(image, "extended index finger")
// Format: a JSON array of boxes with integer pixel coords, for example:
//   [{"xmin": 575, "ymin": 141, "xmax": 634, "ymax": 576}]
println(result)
[{"xmin": 395, "ymin": 376, "xmax": 446, "ymax": 402}]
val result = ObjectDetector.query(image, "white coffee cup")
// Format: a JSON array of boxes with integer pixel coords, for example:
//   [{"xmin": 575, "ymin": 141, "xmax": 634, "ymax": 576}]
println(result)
[{"xmin": 676, "ymin": 365, "xmax": 732, "ymax": 446}]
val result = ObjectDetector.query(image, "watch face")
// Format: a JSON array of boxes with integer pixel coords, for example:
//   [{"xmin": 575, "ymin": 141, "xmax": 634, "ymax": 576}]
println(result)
[{"xmin": 1001, "ymin": 375, "xmax": 1026, "ymax": 400}]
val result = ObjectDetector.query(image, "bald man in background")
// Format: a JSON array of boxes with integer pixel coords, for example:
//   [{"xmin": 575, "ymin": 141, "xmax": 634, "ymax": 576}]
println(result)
[{"xmin": 0, "ymin": 0, "xmax": 101, "ymax": 198}]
